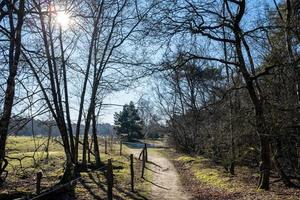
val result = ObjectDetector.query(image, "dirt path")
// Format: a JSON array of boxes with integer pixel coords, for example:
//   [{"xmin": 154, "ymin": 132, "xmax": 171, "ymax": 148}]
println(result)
[{"xmin": 130, "ymin": 148, "xmax": 193, "ymax": 200}]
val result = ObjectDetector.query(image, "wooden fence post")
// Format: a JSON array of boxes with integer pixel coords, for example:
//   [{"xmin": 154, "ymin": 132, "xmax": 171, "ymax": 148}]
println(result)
[
  {"xmin": 144, "ymin": 143, "xmax": 148, "ymax": 162},
  {"xmin": 120, "ymin": 140, "xmax": 122, "ymax": 155},
  {"xmin": 36, "ymin": 171, "xmax": 43, "ymax": 194},
  {"xmin": 130, "ymin": 154, "xmax": 134, "ymax": 192},
  {"xmin": 138, "ymin": 149, "xmax": 143, "ymax": 160},
  {"xmin": 107, "ymin": 159, "xmax": 113, "ymax": 200},
  {"xmin": 105, "ymin": 139, "xmax": 108, "ymax": 154},
  {"xmin": 110, "ymin": 135, "xmax": 113, "ymax": 152},
  {"xmin": 141, "ymin": 150, "xmax": 145, "ymax": 178}
]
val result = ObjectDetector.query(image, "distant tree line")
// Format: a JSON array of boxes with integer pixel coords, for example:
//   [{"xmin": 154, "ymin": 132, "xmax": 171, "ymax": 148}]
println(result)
[{"xmin": 8, "ymin": 117, "xmax": 114, "ymax": 137}]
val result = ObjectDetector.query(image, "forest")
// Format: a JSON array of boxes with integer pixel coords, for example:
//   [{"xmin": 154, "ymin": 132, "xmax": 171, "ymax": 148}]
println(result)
[{"xmin": 0, "ymin": 0, "xmax": 300, "ymax": 199}]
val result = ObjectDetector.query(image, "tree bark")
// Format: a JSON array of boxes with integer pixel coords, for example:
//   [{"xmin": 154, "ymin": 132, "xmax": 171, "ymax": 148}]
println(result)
[
  {"xmin": 74, "ymin": 2, "xmax": 104, "ymax": 163},
  {"xmin": 230, "ymin": 0, "xmax": 271, "ymax": 189},
  {"xmin": 0, "ymin": 0, "xmax": 25, "ymax": 179},
  {"xmin": 92, "ymin": 110, "xmax": 101, "ymax": 167},
  {"xmin": 235, "ymin": 33, "xmax": 271, "ymax": 189},
  {"xmin": 31, "ymin": 1, "xmax": 76, "ymax": 182}
]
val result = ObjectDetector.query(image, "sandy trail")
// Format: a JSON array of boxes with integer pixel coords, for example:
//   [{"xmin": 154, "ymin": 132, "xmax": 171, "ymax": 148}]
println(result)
[{"xmin": 130, "ymin": 148, "xmax": 193, "ymax": 200}]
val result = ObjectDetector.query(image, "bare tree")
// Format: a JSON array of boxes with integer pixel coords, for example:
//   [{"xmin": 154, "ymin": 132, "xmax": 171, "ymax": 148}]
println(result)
[
  {"xmin": 79, "ymin": 0, "xmax": 155, "ymax": 166},
  {"xmin": 18, "ymin": 0, "xmax": 156, "ymax": 182},
  {"xmin": 0, "ymin": 0, "xmax": 25, "ymax": 182},
  {"xmin": 145, "ymin": 0, "xmax": 299, "ymax": 189}
]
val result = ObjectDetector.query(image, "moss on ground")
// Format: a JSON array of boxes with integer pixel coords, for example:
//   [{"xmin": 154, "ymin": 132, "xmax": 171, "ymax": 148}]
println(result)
[
  {"xmin": 175, "ymin": 154, "xmax": 243, "ymax": 193},
  {"xmin": 194, "ymin": 169, "xmax": 232, "ymax": 189},
  {"xmin": 171, "ymin": 150, "xmax": 300, "ymax": 200}
]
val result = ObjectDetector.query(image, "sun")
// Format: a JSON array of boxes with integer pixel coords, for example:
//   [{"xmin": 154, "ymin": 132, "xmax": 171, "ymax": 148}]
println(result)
[{"xmin": 55, "ymin": 11, "xmax": 71, "ymax": 29}]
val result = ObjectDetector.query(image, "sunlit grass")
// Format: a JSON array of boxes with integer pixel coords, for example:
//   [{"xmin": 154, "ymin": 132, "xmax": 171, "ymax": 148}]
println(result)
[
  {"xmin": 172, "ymin": 151, "xmax": 300, "ymax": 200},
  {"xmin": 175, "ymin": 155, "xmax": 240, "ymax": 192},
  {"xmin": 2, "ymin": 136, "xmax": 152, "ymax": 199}
]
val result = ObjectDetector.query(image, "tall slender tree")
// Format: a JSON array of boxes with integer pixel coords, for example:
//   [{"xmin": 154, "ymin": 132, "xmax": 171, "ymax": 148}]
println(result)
[{"xmin": 0, "ymin": 0, "xmax": 25, "ymax": 181}]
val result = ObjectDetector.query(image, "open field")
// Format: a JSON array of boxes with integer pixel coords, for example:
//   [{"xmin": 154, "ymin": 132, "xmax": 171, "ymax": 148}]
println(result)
[{"xmin": 0, "ymin": 136, "xmax": 152, "ymax": 200}]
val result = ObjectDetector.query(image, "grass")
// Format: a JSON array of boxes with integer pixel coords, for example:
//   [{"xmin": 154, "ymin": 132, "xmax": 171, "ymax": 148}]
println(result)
[
  {"xmin": 175, "ymin": 155, "xmax": 236, "ymax": 191},
  {"xmin": 175, "ymin": 154, "xmax": 250, "ymax": 193},
  {"xmin": 194, "ymin": 169, "xmax": 232, "ymax": 189},
  {"xmin": 170, "ymin": 150, "xmax": 300, "ymax": 200},
  {"xmin": 1, "ymin": 136, "xmax": 152, "ymax": 200}
]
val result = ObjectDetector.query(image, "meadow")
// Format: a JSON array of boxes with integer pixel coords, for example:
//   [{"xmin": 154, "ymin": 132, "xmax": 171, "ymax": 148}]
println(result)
[{"xmin": 0, "ymin": 136, "xmax": 151, "ymax": 200}]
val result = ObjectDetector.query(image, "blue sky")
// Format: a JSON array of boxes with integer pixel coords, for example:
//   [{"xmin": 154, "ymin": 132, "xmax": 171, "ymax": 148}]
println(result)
[
  {"xmin": 97, "ymin": 74, "xmax": 156, "ymax": 124},
  {"xmin": 96, "ymin": 0, "xmax": 280, "ymax": 124},
  {"xmin": 100, "ymin": 87, "xmax": 147, "ymax": 124},
  {"xmin": 7, "ymin": 0, "xmax": 281, "ymax": 126}
]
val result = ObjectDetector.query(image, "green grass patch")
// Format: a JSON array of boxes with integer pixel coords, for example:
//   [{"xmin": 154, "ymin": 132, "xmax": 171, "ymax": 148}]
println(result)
[
  {"xmin": 176, "ymin": 155, "xmax": 196, "ymax": 162},
  {"xmin": 194, "ymin": 168, "xmax": 231, "ymax": 189},
  {"xmin": 174, "ymin": 154, "xmax": 239, "ymax": 193},
  {"xmin": 2, "ymin": 136, "xmax": 154, "ymax": 199}
]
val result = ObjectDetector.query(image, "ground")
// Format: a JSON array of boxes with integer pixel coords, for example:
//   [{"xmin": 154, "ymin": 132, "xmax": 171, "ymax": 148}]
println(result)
[
  {"xmin": 145, "ymin": 149, "xmax": 192, "ymax": 200},
  {"xmin": 0, "ymin": 136, "xmax": 152, "ymax": 200},
  {"xmin": 165, "ymin": 149, "xmax": 300, "ymax": 200},
  {"xmin": 1, "ymin": 137, "xmax": 300, "ymax": 200}
]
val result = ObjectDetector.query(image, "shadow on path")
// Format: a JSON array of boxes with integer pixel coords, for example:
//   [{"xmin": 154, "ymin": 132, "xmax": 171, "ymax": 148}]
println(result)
[
  {"xmin": 143, "ymin": 178, "xmax": 170, "ymax": 190},
  {"xmin": 147, "ymin": 160, "xmax": 162, "ymax": 168},
  {"xmin": 145, "ymin": 166, "xmax": 161, "ymax": 174}
]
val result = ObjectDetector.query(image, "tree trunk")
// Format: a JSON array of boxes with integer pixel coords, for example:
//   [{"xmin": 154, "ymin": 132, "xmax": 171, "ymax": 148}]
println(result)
[
  {"xmin": 0, "ymin": 0, "xmax": 25, "ymax": 179},
  {"xmin": 82, "ymin": 77, "xmax": 100, "ymax": 165},
  {"xmin": 74, "ymin": 3, "xmax": 103, "ymax": 163},
  {"xmin": 273, "ymin": 138, "xmax": 299, "ymax": 188},
  {"xmin": 60, "ymin": 156, "xmax": 76, "ymax": 184},
  {"xmin": 82, "ymin": 106, "xmax": 93, "ymax": 166},
  {"xmin": 45, "ymin": 123, "xmax": 52, "ymax": 162},
  {"xmin": 92, "ymin": 111, "xmax": 101, "ymax": 167},
  {"xmin": 233, "ymin": 19, "xmax": 271, "ymax": 189},
  {"xmin": 88, "ymin": 135, "xmax": 93, "ymax": 163},
  {"xmin": 222, "ymin": 10, "xmax": 235, "ymax": 174},
  {"xmin": 59, "ymin": 27, "xmax": 75, "ymax": 159},
  {"xmin": 258, "ymin": 133, "xmax": 271, "ymax": 190}
]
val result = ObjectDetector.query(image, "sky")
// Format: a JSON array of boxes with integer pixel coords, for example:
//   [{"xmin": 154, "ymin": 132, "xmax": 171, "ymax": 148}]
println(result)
[
  {"xmin": 100, "ymin": 88, "xmax": 146, "ymax": 124},
  {"xmin": 96, "ymin": 76, "xmax": 155, "ymax": 124},
  {"xmin": 65, "ymin": 0, "xmax": 274, "ymax": 126},
  {"xmin": 6, "ymin": 0, "xmax": 280, "ymax": 126},
  {"xmin": 97, "ymin": 0, "xmax": 279, "ymax": 125}
]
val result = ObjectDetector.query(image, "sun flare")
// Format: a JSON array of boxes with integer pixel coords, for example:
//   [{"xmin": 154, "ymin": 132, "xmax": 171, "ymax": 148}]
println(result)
[{"xmin": 56, "ymin": 11, "xmax": 70, "ymax": 29}]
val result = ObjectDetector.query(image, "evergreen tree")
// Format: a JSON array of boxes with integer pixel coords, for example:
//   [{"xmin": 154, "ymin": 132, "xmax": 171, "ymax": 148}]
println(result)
[{"xmin": 114, "ymin": 101, "xmax": 143, "ymax": 140}]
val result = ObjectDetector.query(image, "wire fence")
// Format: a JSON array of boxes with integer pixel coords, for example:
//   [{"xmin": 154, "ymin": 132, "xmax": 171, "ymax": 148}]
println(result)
[{"xmin": 12, "ymin": 140, "xmax": 147, "ymax": 200}]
